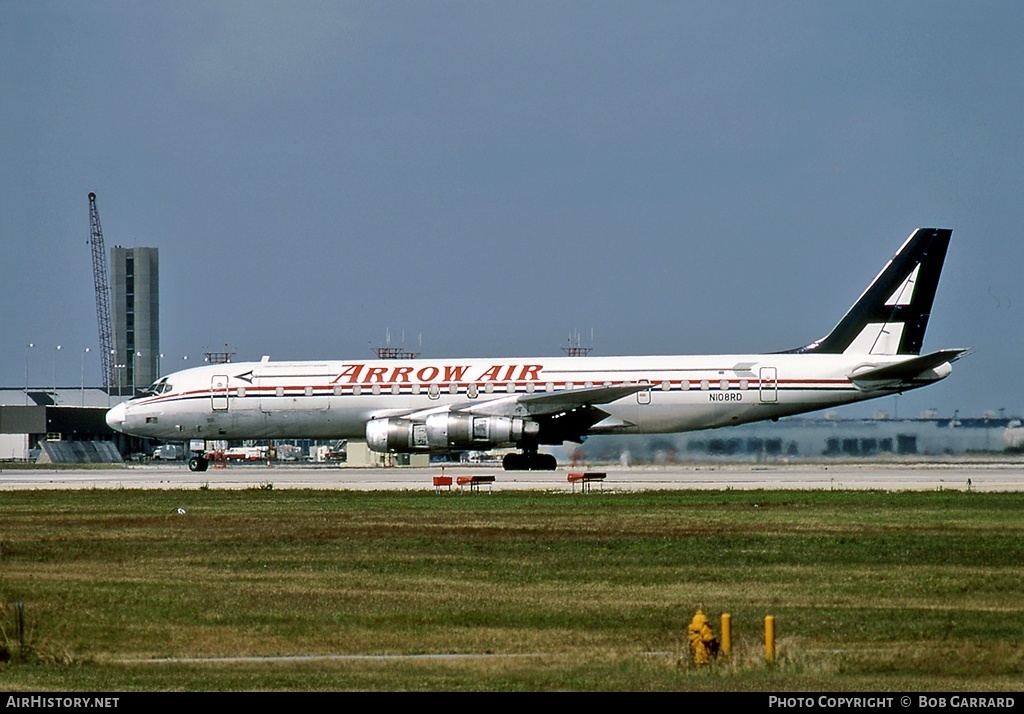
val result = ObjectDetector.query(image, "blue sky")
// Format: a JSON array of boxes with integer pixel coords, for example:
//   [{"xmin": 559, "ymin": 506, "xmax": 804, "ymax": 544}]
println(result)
[{"xmin": 3, "ymin": 1, "xmax": 1022, "ymax": 420}]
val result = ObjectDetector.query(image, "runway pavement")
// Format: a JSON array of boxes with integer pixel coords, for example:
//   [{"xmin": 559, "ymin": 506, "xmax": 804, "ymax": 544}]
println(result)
[{"xmin": 2, "ymin": 459, "xmax": 1023, "ymax": 491}]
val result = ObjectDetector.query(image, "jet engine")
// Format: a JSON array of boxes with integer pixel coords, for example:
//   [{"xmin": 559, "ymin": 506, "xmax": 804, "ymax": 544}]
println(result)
[
  {"xmin": 366, "ymin": 418, "xmax": 430, "ymax": 452},
  {"xmin": 366, "ymin": 414, "xmax": 539, "ymax": 453}
]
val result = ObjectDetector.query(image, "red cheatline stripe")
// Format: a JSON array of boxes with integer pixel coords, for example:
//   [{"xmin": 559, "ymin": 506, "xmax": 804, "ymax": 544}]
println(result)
[{"xmin": 133, "ymin": 379, "xmax": 856, "ymax": 407}]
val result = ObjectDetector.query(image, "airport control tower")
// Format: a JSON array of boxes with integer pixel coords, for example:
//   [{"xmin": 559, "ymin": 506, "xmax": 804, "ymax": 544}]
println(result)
[{"xmin": 110, "ymin": 246, "xmax": 159, "ymax": 396}]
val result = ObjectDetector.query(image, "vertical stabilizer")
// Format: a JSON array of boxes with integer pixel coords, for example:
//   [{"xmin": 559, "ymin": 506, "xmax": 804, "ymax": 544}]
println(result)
[{"xmin": 786, "ymin": 228, "xmax": 952, "ymax": 356}]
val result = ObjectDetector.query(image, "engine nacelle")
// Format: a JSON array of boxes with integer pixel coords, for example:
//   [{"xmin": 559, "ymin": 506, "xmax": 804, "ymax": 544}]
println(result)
[
  {"xmin": 366, "ymin": 414, "xmax": 539, "ymax": 453},
  {"xmin": 366, "ymin": 418, "xmax": 430, "ymax": 453},
  {"xmin": 425, "ymin": 413, "xmax": 538, "ymax": 450}
]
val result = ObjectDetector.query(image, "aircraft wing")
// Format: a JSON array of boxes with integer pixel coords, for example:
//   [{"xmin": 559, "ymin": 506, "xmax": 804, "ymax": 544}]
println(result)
[
  {"xmin": 398, "ymin": 382, "xmax": 652, "ymax": 421},
  {"xmin": 850, "ymin": 348, "xmax": 970, "ymax": 391}
]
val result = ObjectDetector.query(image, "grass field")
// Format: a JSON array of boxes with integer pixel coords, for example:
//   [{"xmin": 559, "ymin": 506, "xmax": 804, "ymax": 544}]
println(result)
[{"xmin": 1, "ymin": 487, "xmax": 1022, "ymax": 691}]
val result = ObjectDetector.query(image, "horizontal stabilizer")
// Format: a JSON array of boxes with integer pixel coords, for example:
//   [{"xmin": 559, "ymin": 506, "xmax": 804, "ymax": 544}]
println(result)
[{"xmin": 850, "ymin": 348, "xmax": 969, "ymax": 388}]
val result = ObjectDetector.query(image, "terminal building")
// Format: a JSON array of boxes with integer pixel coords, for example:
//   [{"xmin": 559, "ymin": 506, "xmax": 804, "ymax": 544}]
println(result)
[
  {"xmin": 0, "ymin": 244, "xmax": 162, "ymax": 463},
  {"xmin": 0, "ymin": 389, "xmax": 135, "ymax": 463}
]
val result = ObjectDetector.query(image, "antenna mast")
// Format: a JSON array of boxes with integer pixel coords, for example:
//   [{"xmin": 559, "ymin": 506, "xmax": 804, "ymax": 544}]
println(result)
[
  {"xmin": 561, "ymin": 329, "xmax": 593, "ymax": 357},
  {"xmin": 372, "ymin": 328, "xmax": 420, "ymax": 359},
  {"xmin": 88, "ymin": 192, "xmax": 114, "ymax": 391}
]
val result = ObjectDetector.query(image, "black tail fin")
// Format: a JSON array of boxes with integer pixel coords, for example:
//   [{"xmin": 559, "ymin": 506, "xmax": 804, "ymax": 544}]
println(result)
[{"xmin": 786, "ymin": 228, "xmax": 952, "ymax": 356}]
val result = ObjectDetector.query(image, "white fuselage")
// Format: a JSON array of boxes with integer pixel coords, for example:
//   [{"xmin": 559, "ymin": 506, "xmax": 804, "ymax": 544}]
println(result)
[
  {"xmin": 105, "ymin": 228, "xmax": 961, "ymax": 462},
  {"xmin": 107, "ymin": 352, "xmax": 947, "ymax": 444}
]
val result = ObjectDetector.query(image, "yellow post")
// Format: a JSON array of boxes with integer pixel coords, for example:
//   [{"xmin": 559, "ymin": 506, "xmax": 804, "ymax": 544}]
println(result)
[
  {"xmin": 765, "ymin": 615, "xmax": 776, "ymax": 664},
  {"xmin": 720, "ymin": 613, "xmax": 731, "ymax": 657}
]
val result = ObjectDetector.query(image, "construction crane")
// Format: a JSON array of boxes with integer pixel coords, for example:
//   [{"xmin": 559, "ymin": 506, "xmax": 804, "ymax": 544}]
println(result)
[{"xmin": 88, "ymin": 192, "xmax": 114, "ymax": 392}]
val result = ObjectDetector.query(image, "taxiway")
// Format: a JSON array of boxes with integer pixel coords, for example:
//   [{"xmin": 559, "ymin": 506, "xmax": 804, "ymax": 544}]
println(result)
[{"xmin": 2, "ymin": 460, "xmax": 1022, "ymax": 491}]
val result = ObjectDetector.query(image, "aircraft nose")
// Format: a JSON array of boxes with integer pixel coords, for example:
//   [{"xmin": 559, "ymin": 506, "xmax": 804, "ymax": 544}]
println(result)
[{"xmin": 105, "ymin": 402, "xmax": 127, "ymax": 432}]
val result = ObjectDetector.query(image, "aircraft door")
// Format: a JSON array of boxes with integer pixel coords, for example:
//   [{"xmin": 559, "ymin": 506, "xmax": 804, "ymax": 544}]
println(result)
[
  {"xmin": 758, "ymin": 367, "xmax": 778, "ymax": 403},
  {"xmin": 212, "ymin": 374, "xmax": 229, "ymax": 411}
]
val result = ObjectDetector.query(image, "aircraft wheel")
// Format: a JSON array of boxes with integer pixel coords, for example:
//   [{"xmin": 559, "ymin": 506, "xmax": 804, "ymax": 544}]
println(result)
[
  {"xmin": 188, "ymin": 455, "xmax": 209, "ymax": 472},
  {"xmin": 502, "ymin": 453, "xmax": 525, "ymax": 471},
  {"xmin": 503, "ymin": 453, "xmax": 558, "ymax": 471}
]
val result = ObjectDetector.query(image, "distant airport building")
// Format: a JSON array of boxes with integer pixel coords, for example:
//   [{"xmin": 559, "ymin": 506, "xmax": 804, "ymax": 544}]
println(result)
[
  {"xmin": 0, "ymin": 389, "xmax": 140, "ymax": 463},
  {"xmin": 570, "ymin": 414, "xmax": 1024, "ymax": 465},
  {"xmin": 110, "ymin": 247, "xmax": 159, "ymax": 395}
]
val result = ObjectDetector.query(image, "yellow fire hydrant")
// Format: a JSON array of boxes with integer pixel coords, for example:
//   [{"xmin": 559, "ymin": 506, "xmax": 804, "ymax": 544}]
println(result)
[{"xmin": 688, "ymin": 609, "xmax": 720, "ymax": 665}]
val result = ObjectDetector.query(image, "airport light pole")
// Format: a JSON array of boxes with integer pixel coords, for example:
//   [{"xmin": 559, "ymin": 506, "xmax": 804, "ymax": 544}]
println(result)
[
  {"xmin": 53, "ymin": 345, "xmax": 61, "ymax": 397},
  {"xmin": 114, "ymin": 364, "xmax": 125, "ymax": 400},
  {"xmin": 133, "ymin": 351, "xmax": 141, "ymax": 397},
  {"xmin": 24, "ymin": 342, "xmax": 34, "ymax": 405},
  {"xmin": 82, "ymin": 347, "xmax": 90, "ymax": 406},
  {"xmin": 109, "ymin": 349, "xmax": 117, "ymax": 403}
]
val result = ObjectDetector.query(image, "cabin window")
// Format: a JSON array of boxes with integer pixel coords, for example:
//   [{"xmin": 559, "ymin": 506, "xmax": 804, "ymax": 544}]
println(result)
[
  {"xmin": 449, "ymin": 383, "xmax": 458, "ymax": 395},
  {"xmin": 740, "ymin": 379, "xmax": 749, "ymax": 390},
  {"xmin": 467, "ymin": 384, "xmax": 478, "ymax": 398},
  {"xmin": 372, "ymin": 385, "xmax": 381, "ymax": 396},
  {"xmin": 305, "ymin": 386, "xmax": 313, "ymax": 397},
  {"xmin": 428, "ymin": 384, "xmax": 440, "ymax": 399},
  {"xmin": 565, "ymin": 382, "xmax": 574, "ymax": 390},
  {"xmin": 353, "ymin": 385, "xmax": 362, "ymax": 396},
  {"xmin": 390, "ymin": 384, "xmax": 400, "ymax": 395},
  {"xmin": 585, "ymin": 381, "xmax": 593, "ymax": 389},
  {"xmin": 275, "ymin": 386, "xmax": 284, "ymax": 397},
  {"xmin": 411, "ymin": 384, "xmax": 421, "ymax": 395},
  {"xmin": 237, "ymin": 386, "xmax": 246, "ymax": 398},
  {"xmin": 680, "ymin": 380, "xmax": 690, "ymax": 390},
  {"xmin": 484, "ymin": 383, "xmax": 493, "ymax": 394},
  {"xmin": 333, "ymin": 385, "xmax": 343, "ymax": 396},
  {"xmin": 720, "ymin": 379, "xmax": 729, "ymax": 391},
  {"xmin": 700, "ymin": 380, "xmax": 709, "ymax": 391},
  {"xmin": 506, "ymin": 382, "xmax": 516, "ymax": 394}
]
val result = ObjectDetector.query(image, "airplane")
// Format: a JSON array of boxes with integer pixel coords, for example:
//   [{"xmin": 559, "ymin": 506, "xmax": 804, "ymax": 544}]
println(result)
[{"xmin": 106, "ymin": 228, "xmax": 967, "ymax": 473}]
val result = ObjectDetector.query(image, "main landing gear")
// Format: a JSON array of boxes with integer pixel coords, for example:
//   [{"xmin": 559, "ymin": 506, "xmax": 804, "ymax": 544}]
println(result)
[
  {"xmin": 502, "ymin": 451, "xmax": 558, "ymax": 471},
  {"xmin": 188, "ymin": 454, "xmax": 209, "ymax": 472}
]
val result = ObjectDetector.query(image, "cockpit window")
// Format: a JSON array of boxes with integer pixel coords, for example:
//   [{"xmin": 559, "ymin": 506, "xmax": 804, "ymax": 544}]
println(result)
[{"xmin": 142, "ymin": 378, "xmax": 172, "ymax": 396}]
